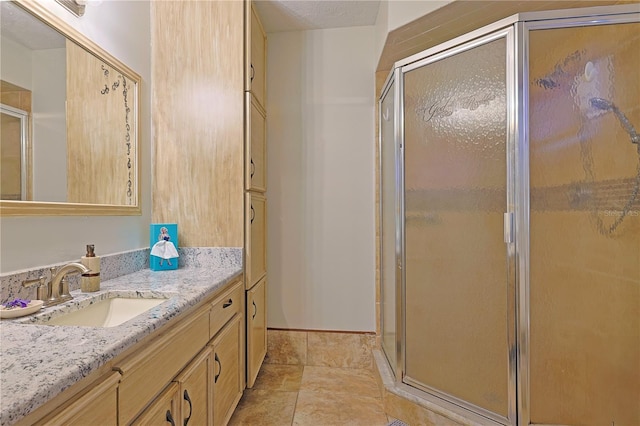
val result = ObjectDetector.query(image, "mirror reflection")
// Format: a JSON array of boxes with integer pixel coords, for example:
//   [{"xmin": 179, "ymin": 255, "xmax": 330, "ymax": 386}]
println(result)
[
  {"xmin": 0, "ymin": 1, "xmax": 139, "ymax": 211},
  {"xmin": 1, "ymin": 101, "xmax": 29, "ymax": 200}
]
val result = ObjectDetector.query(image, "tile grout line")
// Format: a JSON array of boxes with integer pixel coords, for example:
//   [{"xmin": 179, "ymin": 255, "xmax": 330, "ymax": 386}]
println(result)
[{"xmin": 290, "ymin": 364, "xmax": 304, "ymax": 426}]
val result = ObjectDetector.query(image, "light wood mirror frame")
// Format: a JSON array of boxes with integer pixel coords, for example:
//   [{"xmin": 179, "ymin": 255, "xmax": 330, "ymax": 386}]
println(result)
[{"xmin": 1, "ymin": 0, "xmax": 141, "ymax": 216}]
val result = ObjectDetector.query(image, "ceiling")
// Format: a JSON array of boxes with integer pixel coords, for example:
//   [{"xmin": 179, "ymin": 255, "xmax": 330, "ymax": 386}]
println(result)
[{"xmin": 253, "ymin": 0, "xmax": 382, "ymax": 33}]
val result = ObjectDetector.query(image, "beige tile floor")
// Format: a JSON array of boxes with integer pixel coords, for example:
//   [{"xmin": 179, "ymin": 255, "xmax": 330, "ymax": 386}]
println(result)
[{"xmin": 229, "ymin": 363, "xmax": 390, "ymax": 426}]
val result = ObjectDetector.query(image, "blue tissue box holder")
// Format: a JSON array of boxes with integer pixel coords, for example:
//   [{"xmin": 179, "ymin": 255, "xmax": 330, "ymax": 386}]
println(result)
[{"xmin": 150, "ymin": 223, "xmax": 178, "ymax": 271}]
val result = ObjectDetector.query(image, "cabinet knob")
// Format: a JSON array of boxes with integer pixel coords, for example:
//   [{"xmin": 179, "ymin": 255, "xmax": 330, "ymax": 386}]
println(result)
[
  {"xmin": 250, "ymin": 158, "xmax": 255, "ymax": 178},
  {"xmin": 250, "ymin": 205, "xmax": 255, "ymax": 224},
  {"xmin": 252, "ymin": 300, "xmax": 257, "ymax": 319},
  {"xmin": 250, "ymin": 63, "xmax": 255, "ymax": 82},
  {"xmin": 223, "ymin": 299, "xmax": 233, "ymax": 308}
]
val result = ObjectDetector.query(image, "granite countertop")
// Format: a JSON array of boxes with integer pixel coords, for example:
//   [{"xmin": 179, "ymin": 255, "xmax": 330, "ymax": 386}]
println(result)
[{"xmin": 0, "ymin": 252, "xmax": 242, "ymax": 426}]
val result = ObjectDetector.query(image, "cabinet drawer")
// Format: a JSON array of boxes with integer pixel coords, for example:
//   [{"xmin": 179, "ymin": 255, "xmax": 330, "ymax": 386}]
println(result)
[
  {"xmin": 210, "ymin": 279, "xmax": 243, "ymax": 338},
  {"xmin": 37, "ymin": 372, "xmax": 120, "ymax": 426},
  {"xmin": 246, "ymin": 192, "xmax": 267, "ymax": 289},
  {"xmin": 116, "ymin": 305, "xmax": 210, "ymax": 424}
]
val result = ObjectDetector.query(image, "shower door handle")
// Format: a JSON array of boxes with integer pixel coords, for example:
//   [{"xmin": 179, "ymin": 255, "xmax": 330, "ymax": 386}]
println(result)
[{"xmin": 504, "ymin": 212, "xmax": 514, "ymax": 244}]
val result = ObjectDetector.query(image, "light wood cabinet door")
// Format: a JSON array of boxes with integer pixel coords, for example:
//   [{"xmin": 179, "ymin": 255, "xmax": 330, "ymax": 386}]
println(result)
[
  {"xmin": 246, "ymin": 276, "xmax": 267, "ymax": 388},
  {"xmin": 37, "ymin": 372, "xmax": 120, "ymax": 426},
  {"xmin": 210, "ymin": 314, "xmax": 244, "ymax": 426},
  {"xmin": 247, "ymin": 2, "xmax": 266, "ymax": 109},
  {"xmin": 132, "ymin": 382, "xmax": 181, "ymax": 426},
  {"xmin": 245, "ymin": 92, "xmax": 266, "ymax": 192},
  {"xmin": 245, "ymin": 192, "xmax": 267, "ymax": 289},
  {"xmin": 175, "ymin": 348, "xmax": 212, "ymax": 426}
]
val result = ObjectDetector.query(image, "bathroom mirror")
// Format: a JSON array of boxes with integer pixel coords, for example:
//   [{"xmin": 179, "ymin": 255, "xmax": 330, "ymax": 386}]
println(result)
[{"xmin": 0, "ymin": 0, "xmax": 141, "ymax": 216}]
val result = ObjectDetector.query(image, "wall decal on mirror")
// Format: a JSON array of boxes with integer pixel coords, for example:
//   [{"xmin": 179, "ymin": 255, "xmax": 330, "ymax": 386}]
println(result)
[{"xmin": 98, "ymin": 65, "xmax": 133, "ymax": 205}]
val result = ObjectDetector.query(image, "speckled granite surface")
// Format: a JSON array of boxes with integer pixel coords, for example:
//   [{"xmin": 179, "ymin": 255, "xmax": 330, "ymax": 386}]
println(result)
[{"xmin": 0, "ymin": 247, "xmax": 242, "ymax": 426}]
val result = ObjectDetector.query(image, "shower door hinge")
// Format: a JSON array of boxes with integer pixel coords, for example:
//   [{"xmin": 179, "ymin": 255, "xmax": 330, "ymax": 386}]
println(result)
[{"xmin": 504, "ymin": 212, "xmax": 514, "ymax": 244}]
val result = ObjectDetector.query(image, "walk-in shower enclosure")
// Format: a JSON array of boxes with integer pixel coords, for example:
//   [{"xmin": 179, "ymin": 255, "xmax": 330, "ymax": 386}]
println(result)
[{"xmin": 379, "ymin": 5, "xmax": 639, "ymax": 425}]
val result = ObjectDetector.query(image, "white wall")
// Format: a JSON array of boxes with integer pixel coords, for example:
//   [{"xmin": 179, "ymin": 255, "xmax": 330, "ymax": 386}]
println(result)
[
  {"xmin": 267, "ymin": 27, "xmax": 376, "ymax": 332},
  {"xmin": 0, "ymin": 0, "xmax": 151, "ymax": 272}
]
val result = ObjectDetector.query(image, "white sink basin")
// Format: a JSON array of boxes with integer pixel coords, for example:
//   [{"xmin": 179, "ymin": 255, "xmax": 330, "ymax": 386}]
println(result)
[{"xmin": 45, "ymin": 297, "xmax": 166, "ymax": 327}]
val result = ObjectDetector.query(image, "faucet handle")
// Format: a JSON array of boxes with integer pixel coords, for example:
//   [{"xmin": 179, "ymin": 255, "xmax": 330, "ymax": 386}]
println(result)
[
  {"xmin": 22, "ymin": 276, "xmax": 48, "ymax": 301},
  {"xmin": 22, "ymin": 276, "xmax": 45, "ymax": 288}
]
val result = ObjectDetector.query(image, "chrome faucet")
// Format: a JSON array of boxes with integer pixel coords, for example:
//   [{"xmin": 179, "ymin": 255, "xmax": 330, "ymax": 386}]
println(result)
[{"xmin": 46, "ymin": 262, "xmax": 91, "ymax": 307}]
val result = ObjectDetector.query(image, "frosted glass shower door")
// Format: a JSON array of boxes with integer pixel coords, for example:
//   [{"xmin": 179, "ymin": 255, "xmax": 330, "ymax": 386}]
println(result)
[
  {"xmin": 380, "ymin": 78, "xmax": 398, "ymax": 373},
  {"xmin": 402, "ymin": 35, "xmax": 510, "ymax": 419},
  {"xmin": 528, "ymin": 21, "xmax": 640, "ymax": 426}
]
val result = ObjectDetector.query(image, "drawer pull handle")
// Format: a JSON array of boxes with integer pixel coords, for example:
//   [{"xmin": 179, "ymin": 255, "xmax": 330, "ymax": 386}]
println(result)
[
  {"xmin": 166, "ymin": 410, "xmax": 176, "ymax": 426},
  {"xmin": 250, "ymin": 159, "xmax": 255, "ymax": 178},
  {"xmin": 183, "ymin": 390, "xmax": 192, "ymax": 426},
  {"xmin": 215, "ymin": 353, "xmax": 222, "ymax": 383},
  {"xmin": 252, "ymin": 300, "xmax": 257, "ymax": 319},
  {"xmin": 250, "ymin": 205, "xmax": 255, "ymax": 223},
  {"xmin": 223, "ymin": 299, "xmax": 233, "ymax": 308},
  {"xmin": 250, "ymin": 63, "xmax": 255, "ymax": 82}
]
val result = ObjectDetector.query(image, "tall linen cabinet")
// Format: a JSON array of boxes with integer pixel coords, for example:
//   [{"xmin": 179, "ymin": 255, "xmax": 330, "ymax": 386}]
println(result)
[
  {"xmin": 244, "ymin": 1, "xmax": 268, "ymax": 389},
  {"xmin": 151, "ymin": 0, "xmax": 266, "ymax": 392}
]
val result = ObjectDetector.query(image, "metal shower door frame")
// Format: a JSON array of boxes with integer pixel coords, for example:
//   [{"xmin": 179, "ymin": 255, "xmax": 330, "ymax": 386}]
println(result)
[
  {"xmin": 0, "ymin": 103, "xmax": 30, "ymax": 201},
  {"xmin": 515, "ymin": 7, "xmax": 640, "ymax": 426},
  {"xmin": 378, "ymin": 68, "xmax": 401, "ymax": 375},
  {"xmin": 396, "ymin": 25, "xmax": 518, "ymax": 426}
]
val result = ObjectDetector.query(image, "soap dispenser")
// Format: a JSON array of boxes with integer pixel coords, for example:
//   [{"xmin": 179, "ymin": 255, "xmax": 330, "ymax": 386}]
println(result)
[{"xmin": 80, "ymin": 244, "xmax": 101, "ymax": 292}]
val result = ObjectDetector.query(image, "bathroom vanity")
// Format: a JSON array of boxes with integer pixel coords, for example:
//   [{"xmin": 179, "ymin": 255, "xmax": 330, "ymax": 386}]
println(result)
[{"xmin": 0, "ymin": 257, "xmax": 244, "ymax": 426}]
